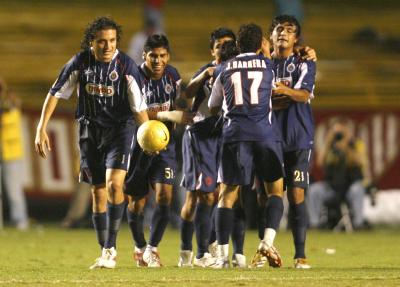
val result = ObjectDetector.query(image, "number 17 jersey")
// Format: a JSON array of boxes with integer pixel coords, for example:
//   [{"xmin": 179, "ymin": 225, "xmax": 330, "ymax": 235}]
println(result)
[{"xmin": 209, "ymin": 53, "xmax": 276, "ymax": 143}]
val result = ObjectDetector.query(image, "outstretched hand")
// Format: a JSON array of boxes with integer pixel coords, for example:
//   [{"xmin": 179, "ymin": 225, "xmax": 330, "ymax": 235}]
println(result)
[{"xmin": 34, "ymin": 128, "xmax": 51, "ymax": 158}]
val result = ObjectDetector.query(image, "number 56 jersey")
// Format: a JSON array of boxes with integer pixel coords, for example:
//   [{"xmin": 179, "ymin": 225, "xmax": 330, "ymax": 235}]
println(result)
[{"xmin": 209, "ymin": 53, "xmax": 277, "ymax": 143}]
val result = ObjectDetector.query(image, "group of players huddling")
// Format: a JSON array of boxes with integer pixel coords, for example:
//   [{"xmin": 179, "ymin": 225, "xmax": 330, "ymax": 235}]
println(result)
[{"xmin": 34, "ymin": 14, "xmax": 316, "ymax": 270}]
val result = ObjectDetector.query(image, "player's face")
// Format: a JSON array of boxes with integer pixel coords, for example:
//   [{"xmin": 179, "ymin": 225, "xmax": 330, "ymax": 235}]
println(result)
[
  {"xmin": 91, "ymin": 29, "xmax": 117, "ymax": 63},
  {"xmin": 143, "ymin": 47, "xmax": 170, "ymax": 79},
  {"xmin": 211, "ymin": 36, "xmax": 234, "ymax": 63},
  {"xmin": 271, "ymin": 22, "xmax": 298, "ymax": 49}
]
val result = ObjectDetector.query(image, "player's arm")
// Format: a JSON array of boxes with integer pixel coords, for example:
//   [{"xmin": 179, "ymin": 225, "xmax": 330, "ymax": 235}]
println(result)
[
  {"xmin": 295, "ymin": 46, "xmax": 317, "ymax": 61},
  {"xmin": 272, "ymin": 83, "xmax": 310, "ymax": 103},
  {"xmin": 185, "ymin": 66, "xmax": 215, "ymax": 99},
  {"xmin": 126, "ymin": 74, "xmax": 149, "ymax": 125},
  {"xmin": 35, "ymin": 94, "xmax": 59, "ymax": 158},
  {"xmin": 208, "ymin": 74, "xmax": 223, "ymax": 116}
]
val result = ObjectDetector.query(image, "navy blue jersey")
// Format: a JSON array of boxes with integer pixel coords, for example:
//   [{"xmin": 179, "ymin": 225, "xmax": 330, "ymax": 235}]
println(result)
[
  {"xmin": 209, "ymin": 53, "xmax": 276, "ymax": 143},
  {"xmin": 272, "ymin": 55, "xmax": 316, "ymax": 151},
  {"xmin": 49, "ymin": 50, "xmax": 146, "ymax": 128},
  {"xmin": 139, "ymin": 63, "xmax": 181, "ymax": 131},
  {"xmin": 191, "ymin": 61, "xmax": 215, "ymax": 114}
]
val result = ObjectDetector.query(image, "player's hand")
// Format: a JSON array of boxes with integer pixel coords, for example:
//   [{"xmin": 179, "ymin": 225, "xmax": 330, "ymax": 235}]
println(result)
[
  {"xmin": 272, "ymin": 95, "xmax": 291, "ymax": 110},
  {"xmin": 34, "ymin": 128, "xmax": 51, "ymax": 158},
  {"xmin": 180, "ymin": 111, "xmax": 195, "ymax": 125},
  {"xmin": 272, "ymin": 82, "xmax": 290, "ymax": 96},
  {"xmin": 295, "ymin": 46, "xmax": 317, "ymax": 61},
  {"xmin": 204, "ymin": 67, "xmax": 216, "ymax": 78}
]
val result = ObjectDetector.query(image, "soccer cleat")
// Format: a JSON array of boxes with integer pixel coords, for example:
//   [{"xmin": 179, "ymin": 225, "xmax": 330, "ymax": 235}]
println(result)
[
  {"xmin": 178, "ymin": 250, "xmax": 193, "ymax": 267},
  {"xmin": 134, "ymin": 246, "xmax": 147, "ymax": 267},
  {"xmin": 232, "ymin": 253, "xmax": 247, "ymax": 268},
  {"xmin": 208, "ymin": 241, "xmax": 219, "ymax": 258},
  {"xmin": 294, "ymin": 258, "xmax": 311, "ymax": 269},
  {"xmin": 89, "ymin": 247, "xmax": 117, "ymax": 269},
  {"xmin": 193, "ymin": 252, "xmax": 216, "ymax": 267},
  {"xmin": 143, "ymin": 248, "xmax": 163, "ymax": 267},
  {"xmin": 250, "ymin": 243, "xmax": 282, "ymax": 268},
  {"xmin": 211, "ymin": 256, "xmax": 229, "ymax": 269}
]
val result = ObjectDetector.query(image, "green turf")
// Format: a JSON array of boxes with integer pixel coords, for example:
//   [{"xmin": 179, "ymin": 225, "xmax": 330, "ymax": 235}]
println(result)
[{"xmin": 0, "ymin": 226, "xmax": 399, "ymax": 286}]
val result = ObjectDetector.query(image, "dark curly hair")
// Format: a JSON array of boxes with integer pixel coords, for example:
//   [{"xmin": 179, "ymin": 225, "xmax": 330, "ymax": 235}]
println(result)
[
  {"xmin": 237, "ymin": 23, "xmax": 263, "ymax": 53},
  {"xmin": 220, "ymin": 40, "xmax": 239, "ymax": 62},
  {"xmin": 143, "ymin": 34, "xmax": 170, "ymax": 53},
  {"xmin": 269, "ymin": 15, "xmax": 301, "ymax": 38},
  {"xmin": 80, "ymin": 16, "xmax": 122, "ymax": 50},
  {"xmin": 209, "ymin": 27, "xmax": 236, "ymax": 49}
]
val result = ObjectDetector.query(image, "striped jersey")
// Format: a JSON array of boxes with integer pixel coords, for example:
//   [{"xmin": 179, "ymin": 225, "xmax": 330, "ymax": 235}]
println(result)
[
  {"xmin": 49, "ymin": 49, "xmax": 146, "ymax": 128},
  {"xmin": 272, "ymin": 54, "xmax": 316, "ymax": 151}
]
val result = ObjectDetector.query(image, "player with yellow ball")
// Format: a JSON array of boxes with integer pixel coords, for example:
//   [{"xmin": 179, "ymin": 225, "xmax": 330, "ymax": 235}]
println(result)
[{"xmin": 136, "ymin": 120, "xmax": 170, "ymax": 153}]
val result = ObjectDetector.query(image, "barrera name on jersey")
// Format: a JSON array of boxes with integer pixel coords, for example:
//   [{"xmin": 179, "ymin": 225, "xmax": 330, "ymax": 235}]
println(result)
[
  {"xmin": 49, "ymin": 49, "xmax": 147, "ymax": 128},
  {"xmin": 209, "ymin": 53, "xmax": 278, "ymax": 143}
]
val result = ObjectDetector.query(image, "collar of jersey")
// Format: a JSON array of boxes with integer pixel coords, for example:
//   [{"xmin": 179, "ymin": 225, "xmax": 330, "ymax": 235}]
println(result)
[{"xmin": 237, "ymin": 52, "xmax": 257, "ymax": 58}]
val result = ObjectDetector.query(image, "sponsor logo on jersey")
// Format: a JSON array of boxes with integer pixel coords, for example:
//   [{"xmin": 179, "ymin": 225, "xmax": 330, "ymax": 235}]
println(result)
[
  {"xmin": 287, "ymin": 63, "xmax": 296, "ymax": 73},
  {"xmin": 147, "ymin": 102, "xmax": 171, "ymax": 112},
  {"xmin": 164, "ymin": 83, "xmax": 173, "ymax": 94},
  {"xmin": 85, "ymin": 83, "xmax": 114, "ymax": 97},
  {"xmin": 109, "ymin": 70, "xmax": 119, "ymax": 81}
]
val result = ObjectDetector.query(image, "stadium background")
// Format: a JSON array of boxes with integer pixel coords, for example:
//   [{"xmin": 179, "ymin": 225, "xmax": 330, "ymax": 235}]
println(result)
[{"xmin": 0, "ymin": 0, "xmax": 399, "ymax": 222}]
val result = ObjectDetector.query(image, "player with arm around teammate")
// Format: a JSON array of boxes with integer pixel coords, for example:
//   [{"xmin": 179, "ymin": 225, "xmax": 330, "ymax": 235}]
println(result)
[
  {"xmin": 209, "ymin": 23, "xmax": 285, "ymax": 268},
  {"xmin": 124, "ymin": 34, "xmax": 194, "ymax": 268},
  {"xmin": 34, "ymin": 16, "xmax": 149, "ymax": 269},
  {"xmin": 269, "ymin": 15, "xmax": 316, "ymax": 269}
]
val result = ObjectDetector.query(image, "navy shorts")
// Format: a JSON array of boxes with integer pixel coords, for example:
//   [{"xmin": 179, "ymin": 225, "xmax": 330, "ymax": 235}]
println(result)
[
  {"xmin": 124, "ymin": 139, "xmax": 177, "ymax": 197},
  {"xmin": 219, "ymin": 140, "xmax": 284, "ymax": 186},
  {"xmin": 79, "ymin": 120, "xmax": 135, "ymax": 185},
  {"xmin": 181, "ymin": 116, "xmax": 222, "ymax": 193},
  {"xmin": 283, "ymin": 149, "xmax": 312, "ymax": 189}
]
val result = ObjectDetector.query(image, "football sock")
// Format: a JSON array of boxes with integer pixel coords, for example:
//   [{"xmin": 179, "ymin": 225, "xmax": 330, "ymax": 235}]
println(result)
[
  {"xmin": 194, "ymin": 203, "xmax": 212, "ymax": 258},
  {"xmin": 216, "ymin": 207, "xmax": 233, "ymax": 245},
  {"xmin": 126, "ymin": 209, "xmax": 147, "ymax": 249},
  {"xmin": 290, "ymin": 202, "xmax": 307, "ymax": 259},
  {"xmin": 104, "ymin": 202, "xmax": 125, "ymax": 249},
  {"xmin": 265, "ymin": 195, "xmax": 284, "ymax": 231},
  {"xmin": 257, "ymin": 205, "xmax": 266, "ymax": 240},
  {"xmin": 92, "ymin": 212, "xmax": 107, "ymax": 249},
  {"xmin": 208, "ymin": 205, "xmax": 217, "ymax": 245},
  {"xmin": 262, "ymin": 228, "xmax": 276, "ymax": 247},
  {"xmin": 232, "ymin": 206, "xmax": 246, "ymax": 255},
  {"xmin": 180, "ymin": 219, "xmax": 194, "ymax": 251},
  {"xmin": 148, "ymin": 204, "xmax": 170, "ymax": 247}
]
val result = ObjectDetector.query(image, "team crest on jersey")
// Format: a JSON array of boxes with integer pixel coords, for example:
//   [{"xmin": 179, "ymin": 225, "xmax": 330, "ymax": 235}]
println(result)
[
  {"xmin": 287, "ymin": 63, "xmax": 296, "ymax": 73},
  {"xmin": 164, "ymin": 83, "xmax": 173, "ymax": 94},
  {"xmin": 85, "ymin": 83, "xmax": 114, "ymax": 97},
  {"xmin": 109, "ymin": 70, "xmax": 119, "ymax": 82}
]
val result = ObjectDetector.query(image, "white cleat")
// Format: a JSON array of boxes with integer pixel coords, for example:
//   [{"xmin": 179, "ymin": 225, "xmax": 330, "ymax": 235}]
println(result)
[
  {"xmin": 178, "ymin": 250, "xmax": 193, "ymax": 267},
  {"xmin": 232, "ymin": 253, "xmax": 247, "ymax": 268},
  {"xmin": 211, "ymin": 256, "xmax": 229, "ymax": 269},
  {"xmin": 193, "ymin": 252, "xmax": 216, "ymax": 267},
  {"xmin": 208, "ymin": 241, "xmax": 219, "ymax": 258},
  {"xmin": 89, "ymin": 247, "xmax": 117, "ymax": 269},
  {"xmin": 143, "ymin": 248, "xmax": 162, "ymax": 267},
  {"xmin": 294, "ymin": 258, "xmax": 311, "ymax": 269}
]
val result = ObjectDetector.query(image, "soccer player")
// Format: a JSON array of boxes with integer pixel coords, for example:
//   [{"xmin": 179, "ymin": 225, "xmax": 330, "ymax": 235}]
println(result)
[
  {"xmin": 269, "ymin": 15, "xmax": 316, "ymax": 269},
  {"xmin": 34, "ymin": 16, "xmax": 148, "ymax": 269},
  {"xmin": 209, "ymin": 23, "xmax": 285, "ymax": 268},
  {"xmin": 178, "ymin": 28, "xmax": 246, "ymax": 268},
  {"xmin": 124, "ymin": 34, "xmax": 194, "ymax": 267}
]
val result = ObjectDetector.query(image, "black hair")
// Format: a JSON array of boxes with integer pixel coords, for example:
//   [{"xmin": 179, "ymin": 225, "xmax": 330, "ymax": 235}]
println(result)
[
  {"xmin": 209, "ymin": 27, "xmax": 236, "ymax": 49},
  {"xmin": 220, "ymin": 40, "xmax": 239, "ymax": 62},
  {"xmin": 143, "ymin": 34, "xmax": 170, "ymax": 53},
  {"xmin": 269, "ymin": 15, "xmax": 301, "ymax": 38},
  {"xmin": 237, "ymin": 23, "xmax": 263, "ymax": 53},
  {"xmin": 81, "ymin": 16, "xmax": 122, "ymax": 50}
]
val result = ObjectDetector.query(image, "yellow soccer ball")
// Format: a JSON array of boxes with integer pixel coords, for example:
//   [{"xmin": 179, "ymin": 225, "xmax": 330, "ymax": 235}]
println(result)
[{"xmin": 137, "ymin": 120, "xmax": 170, "ymax": 153}]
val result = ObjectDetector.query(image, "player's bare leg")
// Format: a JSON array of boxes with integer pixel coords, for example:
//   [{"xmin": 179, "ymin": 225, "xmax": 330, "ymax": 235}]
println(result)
[
  {"xmin": 212, "ymin": 184, "xmax": 240, "ymax": 268},
  {"xmin": 142, "ymin": 183, "xmax": 173, "ymax": 267},
  {"xmin": 127, "ymin": 195, "xmax": 147, "ymax": 266},
  {"xmin": 288, "ymin": 187, "xmax": 311, "ymax": 269},
  {"xmin": 250, "ymin": 178, "xmax": 284, "ymax": 268}
]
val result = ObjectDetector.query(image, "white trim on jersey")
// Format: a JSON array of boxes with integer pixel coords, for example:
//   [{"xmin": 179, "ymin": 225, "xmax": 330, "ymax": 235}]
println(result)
[
  {"xmin": 293, "ymin": 62, "xmax": 315, "ymax": 99},
  {"xmin": 208, "ymin": 74, "xmax": 224, "ymax": 109},
  {"xmin": 53, "ymin": 70, "xmax": 79, "ymax": 100},
  {"xmin": 126, "ymin": 75, "xmax": 148, "ymax": 112}
]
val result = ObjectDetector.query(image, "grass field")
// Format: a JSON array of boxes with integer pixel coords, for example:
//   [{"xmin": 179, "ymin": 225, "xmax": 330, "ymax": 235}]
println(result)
[{"xmin": 0, "ymin": 226, "xmax": 399, "ymax": 286}]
